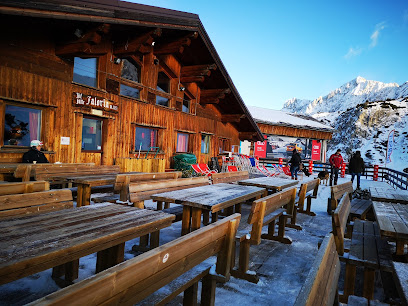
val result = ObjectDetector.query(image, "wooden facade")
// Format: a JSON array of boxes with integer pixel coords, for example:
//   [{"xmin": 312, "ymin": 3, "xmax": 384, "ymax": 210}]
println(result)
[
  {"xmin": 257, "ymin": 123, "xmax": 333, "ymax": 140},
  {"xmin": 0, "ymin": 0, "xmax": 262, "ymax": 169}
]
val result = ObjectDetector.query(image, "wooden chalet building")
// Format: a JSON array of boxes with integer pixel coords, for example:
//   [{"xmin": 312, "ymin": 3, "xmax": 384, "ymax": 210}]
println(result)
[
  {"xmin": 0, "ymin": 0, "xmax": 262, "ymax": 171},
  {"xmin": 242, "ymin": 106, "xmax": 334, "ymax": 162}
]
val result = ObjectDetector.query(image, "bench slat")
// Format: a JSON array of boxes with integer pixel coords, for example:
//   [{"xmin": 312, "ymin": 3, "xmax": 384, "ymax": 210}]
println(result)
[{"xmin": 30, "ymin": 214, "xmax": 240, "ymax": 306}]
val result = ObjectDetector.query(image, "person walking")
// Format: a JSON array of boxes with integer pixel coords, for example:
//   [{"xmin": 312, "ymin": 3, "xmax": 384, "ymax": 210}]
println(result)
[
  {"xmin": 289, "ymin": 148, "xmax": 301, "ymax": 180},
  {"xmin": 329, "ymin": 149, "xmax": 343, "ymax": 186},
  {"xmin": 22, "ymin": 140, "xmax": 49, "ymax": 163},
  {"xmin": 349, "ymin": 150, "xmax": 365, "ymax": 189}
]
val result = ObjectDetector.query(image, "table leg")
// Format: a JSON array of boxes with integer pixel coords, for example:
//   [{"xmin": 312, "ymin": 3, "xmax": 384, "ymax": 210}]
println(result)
[
  {"xmin": 77, "ymin": 184, "xmax": 83, "ymax": 207},
  {"xmin": 396, "ymin": 240, "xmax": 405, "ymax": 256},
  {"xmin": 202, "ymin": 210, "xmax": 210, "ymax": 225},
  {"xmin": 65, "ymin": 259, "xmax": 79, "ymax": 282},
  {"xmin": 156, "ymin": 201, "xmax": 163, "ymax": 210},
  {"xmin": 150, "ymin": 230, "xmax": 160, "ymax": 249},
  {"xmin": 181, "ymin": 206, "xmax": 192, "ymax": 236},
  {"xmin": 82, "ymin": 184, "xmax": 91, "ymax": 206},
  {"xmin": 96, "ymin": 243, "xmax": 125, "ymax": 273},
  {"xmin": 363, "ymin": 268, "xmax": 375, "ymax": 300},
  {"xmin": 191, "ymin": 207, "xmax": 202, "ymax": 232}
]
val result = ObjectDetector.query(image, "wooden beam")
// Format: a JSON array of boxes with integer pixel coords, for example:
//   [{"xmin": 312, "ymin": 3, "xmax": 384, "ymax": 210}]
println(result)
[
  {"xmin": 55, "ymin": 42, "xmax": 107, "ymax": 56},
  {"xmin": 180, "ymin": 76, "xmax": 205, "ymax": 83},
  {"xmin": 55, "ymin": 24, "xmax": 110, "ymax": 56},
  {"xmin": 200, "ymin": 88, "xmax": 231, "ymax": 105},
  {"xmin": 181, "ymin": 64, "xmax": 217, "ymax": 77},
  {"xmin": 154, "ymin": 32, "xmax": 197, "ymax": 55},
  {"xmin": 114, "ymin": 28, "xmax": 162, "ymax": 56},
  {"xmin": 239, "ymin": 132, "xmax": 258, "ymax": 140},
  {"xmin": 200, "ymin": 88, "xmax": 231, "ymax": 97},
  {"xmin": 221, "ymin": 114, "xmax": 245, "ymax": 123},
  {"xmin": 200, "ymin": 97, "xmax": 219, "ymax": 105}
]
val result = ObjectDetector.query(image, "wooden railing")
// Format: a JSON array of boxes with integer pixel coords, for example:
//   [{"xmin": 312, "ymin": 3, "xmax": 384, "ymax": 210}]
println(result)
[{"xmin": 259, "ymin": 159, "xmax": 408, "ymax": 190}]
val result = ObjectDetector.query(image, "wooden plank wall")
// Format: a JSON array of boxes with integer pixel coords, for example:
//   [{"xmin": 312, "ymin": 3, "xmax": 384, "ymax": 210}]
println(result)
[{"xmin": 0, "ymin": 24, "xmax": 241, "ymax": 169}]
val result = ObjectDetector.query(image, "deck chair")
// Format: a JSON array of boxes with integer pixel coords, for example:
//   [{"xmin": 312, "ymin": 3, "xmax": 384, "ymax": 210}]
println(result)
[
  {"xmin": 227, "ymin": 165, "xmax": 238, "ymax": 172},
  {"xmin": 254, "ymin": 157, "xmax": 276, "ymax": 177},
  {"xmin": 192, "ymin": 163, "xmax": 217, "ymax": 176}
]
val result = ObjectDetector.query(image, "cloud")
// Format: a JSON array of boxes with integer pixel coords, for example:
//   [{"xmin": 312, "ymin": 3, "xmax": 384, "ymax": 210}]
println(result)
[
  {"xmin": 369, "ymin": 22, "xmax": 386, "ymax": 48},
  {"xmin": 344, "ymin": 47, "xmax": 363, "ymax": 59}
]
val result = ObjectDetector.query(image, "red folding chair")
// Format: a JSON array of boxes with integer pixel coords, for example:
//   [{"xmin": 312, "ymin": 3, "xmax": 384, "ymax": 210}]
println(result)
[{"xmin": 227, "ymin": 165, "xmax": 238, "ymax": 172}]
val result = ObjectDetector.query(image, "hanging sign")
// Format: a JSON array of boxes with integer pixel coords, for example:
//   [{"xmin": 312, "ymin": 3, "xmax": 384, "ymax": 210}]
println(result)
[
  {"xmin": 73, "ymin": 92, "xmax": 119, "ymax": 113},
  {"xmin": 385, "ymin": 130, "xmax": 394, "ymax": 166},
  {"xmin": 311, "ymin": 140, "xmax": 321, "ymax": 161}
]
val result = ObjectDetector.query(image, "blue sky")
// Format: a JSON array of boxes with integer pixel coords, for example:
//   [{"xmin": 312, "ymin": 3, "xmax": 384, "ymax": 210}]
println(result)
[{"xmin": 128, "ymin": 0, "xmax": 408, "ymax": 109}]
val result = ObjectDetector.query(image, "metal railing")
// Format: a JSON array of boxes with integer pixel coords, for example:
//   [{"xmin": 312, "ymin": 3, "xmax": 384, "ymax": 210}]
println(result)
[{"xmin": 259, "ymin": 158, "xmax": 408, "ymax": 190}]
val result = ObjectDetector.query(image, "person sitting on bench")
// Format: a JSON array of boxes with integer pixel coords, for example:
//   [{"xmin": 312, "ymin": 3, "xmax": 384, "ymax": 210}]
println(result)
[{"xmin": 22, "ymin": 140, "xmax": 49, "ymax": 164}]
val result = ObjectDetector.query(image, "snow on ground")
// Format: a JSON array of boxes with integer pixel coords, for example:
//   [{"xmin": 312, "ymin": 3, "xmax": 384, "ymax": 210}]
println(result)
[{"xmin": 0, "ymin": 175, "xmax": 395, "ymax": 305}]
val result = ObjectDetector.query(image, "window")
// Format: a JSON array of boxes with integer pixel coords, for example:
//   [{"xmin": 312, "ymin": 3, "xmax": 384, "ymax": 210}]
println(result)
[
  {"xmin": 156, "ymin": 71, "xmax": 170, "ymax": 107},
  {"xmin": 120, "ymin": 84, "xmax": 140, "ymax": 99},
  {"xmin": 182, "ymin": 97, "xmax": 190, "ymax": 113},
  {"xmin": 121, "ymin": 59, "xmax": 141, "ymax": 83},
  {"xmin": 219, "ymin": 138, "xmax": 230, "ymax": 154},
  {"xmin": 157, "ymin": 72, "xmax": 170, "ymax": 93},
  {"xmin": 82, "ymin": 117, "xmax": 102, "ymax": 151},
  {"xmin": 176, "ymin": 132, "xmax": 189, "ymax": 153},
  {"xmin": 201, "ymin": 134, "xmax": 210, "ymax": 154},
  {"xmin": 135, "ymin": 126, "xmax": 157, "ymax": 151},
  {"xmin": 73, "ymin": 57, "xmax": 98, "ymax": 87},
  {"xmin": 4, "ymin": 105, "xmax": 41, "ymax": 146}
]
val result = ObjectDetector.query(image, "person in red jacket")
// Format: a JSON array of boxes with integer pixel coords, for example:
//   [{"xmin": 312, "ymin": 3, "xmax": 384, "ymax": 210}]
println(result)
[{"xmin": 329, "ymin": 149, "xmax": 343, "ymax": 186}]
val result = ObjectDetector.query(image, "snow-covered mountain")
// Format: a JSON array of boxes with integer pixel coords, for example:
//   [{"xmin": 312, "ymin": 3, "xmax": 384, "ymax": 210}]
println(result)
[{"xmin": 281, "ymin": 76, "xmax": 408, "ymax": 171}]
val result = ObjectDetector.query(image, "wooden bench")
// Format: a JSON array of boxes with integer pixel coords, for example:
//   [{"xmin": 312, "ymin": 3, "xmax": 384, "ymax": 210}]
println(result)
[
  {"xmin": 0, "ymin": 181, "xmax": 49, "ymax": 195},
  {"xmin": 30, "ymin": 213, "xmax": 241, "ymax": 306},
  {"xmin": 93, "ymin": 171, "xmax": 182, "ymax": 203},
  {"xmin": 231, "ymin": 187, "xmax": 296, "ymax": 283},
  {"xmin": 14, "ymin": 163, "xmax": 118, "ymax": 184},
  {"xmin": 328, "ymin": 181, "xmax": 372, "ymax": 220},
  {"xmin": 131, "ymin": 176, "xmax": 209, "ymax": 209},
  {"xmin": 294, "ymin": 233, "xmax": 340, "ymax": 305},
  {"xmin": 297, "ymin": 178, "xmax": 320, "ymax": 216},
  {"xmin": 0, "ymin": 189, "xmax": 73, "ymax": 218},
  {"xmin": 332, "ymin": 193, "xmax": 392, "ymax": 302},
  {"xmin": 211, "ymin": 171, "xmax": 249, "ymax": 184}
]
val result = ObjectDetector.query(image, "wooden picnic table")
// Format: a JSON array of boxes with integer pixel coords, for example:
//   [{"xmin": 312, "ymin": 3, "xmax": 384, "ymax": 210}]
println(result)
[
  {"xmin": 60, "ymin": 174, "xmax": 119, "ymax": 206},
  {"xmin": 370, "ymin": 186, "xmax": 408, "ymax": 204},
  {"xmin": 0, "ymin": 203, "xmax": 174, "ymax": 285},
  {"xmin": 237, "ymin": 177, "xmax": 298, "ymax": 193},
  {"xmin": 372, "ymin": 201, "xmax": 408, "ymax": 256},
  {"xmin": 151, "ymin": 183, "xmax": 266, "ymax": 235}
]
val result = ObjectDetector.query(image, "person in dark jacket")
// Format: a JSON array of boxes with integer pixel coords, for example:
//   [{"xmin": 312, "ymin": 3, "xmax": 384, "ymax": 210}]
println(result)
[
  {"xmin": 289, "ymin": 148, "xmax": 301, "ymax": 180},
  {"xmin": 349, "ymin": 150, "xmax": 365, "ymax": 189},
  {"xmin": 329, "ymin": 149, "xmax": 343, "ymax": 186},
  {"xmin": 22, "ymin": 140, "xmax": 49, "ymax": 163}
]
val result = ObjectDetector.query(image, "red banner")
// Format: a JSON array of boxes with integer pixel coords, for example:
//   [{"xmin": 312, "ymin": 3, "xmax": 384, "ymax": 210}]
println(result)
[
  {"xmin": 254, "ymin": 141, "xmax": 267, "ymax": 158},
  {"xmin": 311, "ymin": 140, "xmax": 321, "ymax": 161}
]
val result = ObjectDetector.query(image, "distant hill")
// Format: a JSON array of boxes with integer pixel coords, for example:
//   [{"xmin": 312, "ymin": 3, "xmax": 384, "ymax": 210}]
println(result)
[{"xmin": 281, "ymin": 76, "xmax": 408, "ymax": 171}]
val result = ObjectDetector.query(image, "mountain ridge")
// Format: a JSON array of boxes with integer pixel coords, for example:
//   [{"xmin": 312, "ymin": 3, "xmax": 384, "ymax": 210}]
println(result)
[{"xmin": 281, "ymin": 77, "xmax": 408, "ymax": 171}]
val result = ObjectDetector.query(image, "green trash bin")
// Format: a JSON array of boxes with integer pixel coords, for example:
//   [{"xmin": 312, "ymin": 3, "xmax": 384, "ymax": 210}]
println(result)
[{"xmin": 173, "ymin": 154, "xmax": 197, "ymax": 177}]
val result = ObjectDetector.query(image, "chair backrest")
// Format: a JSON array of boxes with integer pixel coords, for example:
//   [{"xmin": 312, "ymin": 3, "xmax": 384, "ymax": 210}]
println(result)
[
  {"xmin": 14, "ymin": 163, "xmax": 96, "ymax": 181},
  {"xmin": 330, "ymin": 181, "xmax": 353, "ymax": 211},
  {"xmin": 0, "ymin": 181, "xmax": 50, "ymax": 196},
  {"xmin": 227, "ymin": 165, "xmax": 238, "ymax": 172},
  {"xmin": 198, "ymin": 163, "xmax": 211, "ymax": 172},
  {"xmin": 114, "ymin": 171, "xmax": 182, "ymax": 192},
  {"xmin": 248, "ymin": 187, "xmax": 297, "ymax": 245},
  {"xmin": 294, "ymin": 234, "xmax": 340, "ymax": 306},
  {"xmin": 191, "ymin": 164, "xmax": 203, "ymax": 174},
  {"xmin": 0, "ymin": 189, "xmax": 73, "ymax": 219},
  {"xmin": 129, "ymin": 176, "xmax": 210, "ymax": 203},
  {"xmin": 31, "ymin": 213, "xmax": 241, "ymax": 306},
  {"xmin": 211, "ymin": 171, "xmax": 249, "ymax": 184},
  {"xmin": 305, "ymin": 178, "xmax": 320, "ymax": 196},
  {"xmin": 332, "ymin": 192, "xmax": 351, "ymax": 255}
]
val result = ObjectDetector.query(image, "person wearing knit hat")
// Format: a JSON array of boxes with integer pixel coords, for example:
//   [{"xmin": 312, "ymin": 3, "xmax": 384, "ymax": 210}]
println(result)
[
  {"xmin": 22, "ymin": 140, "xmax": 49, "ymax": 163},
  {"xmin": 329, "ymin": 149, "xmax": 343, "ymax": 186}
]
